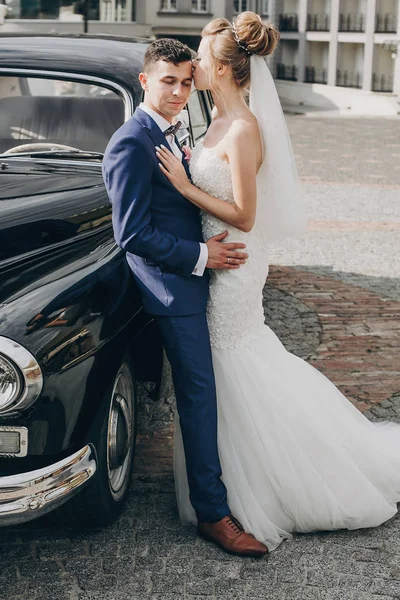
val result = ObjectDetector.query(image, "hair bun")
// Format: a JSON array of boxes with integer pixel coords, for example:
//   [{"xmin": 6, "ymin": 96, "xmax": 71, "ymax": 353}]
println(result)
[{"xmin": 234, "ymin": 11, "xmax": 280, "ymax": 57}]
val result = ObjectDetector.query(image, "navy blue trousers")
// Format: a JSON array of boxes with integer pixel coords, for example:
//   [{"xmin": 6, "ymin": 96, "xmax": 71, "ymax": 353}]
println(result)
[{"xmin": 156, "ymin": 311, "xmax": 230, "ymax": 523}]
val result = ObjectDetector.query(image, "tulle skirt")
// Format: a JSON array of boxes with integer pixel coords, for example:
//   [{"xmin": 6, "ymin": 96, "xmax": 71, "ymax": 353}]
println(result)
[{"xmin": 173, "ymin": 325, "xmax": 400, "ymax": 551}]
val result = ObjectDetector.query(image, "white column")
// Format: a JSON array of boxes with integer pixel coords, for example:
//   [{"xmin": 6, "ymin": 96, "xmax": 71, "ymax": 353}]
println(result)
[
  {"xmin": 225, "ymin": 0, "xmax": 234, "ymax": 21},
  {"xmin": 362, "ymin": 0, "xmax": 377, "ymax": 90},
  {"xmin": 393, "ymin": 4, "xmax": 400, "ymax": 94},
  {"xmin": 328, "ymin": 0, "xmax": 340, "ymax": 85},
  {"xmin": 180, "ymin": 0, "xmax": 193, "ymax": 12},
  {"xmin": 125, "ymin": 0, "xmax": 132, "ymax": 21},
  {"xmin": 267, "ymin": 0, "xmax": 280, "ymax": 75},
  {"xmin": 135, "ymin": 0, "xmax": 147, "ymax": 23},
  {"xmin": 298, "ymin": 0, "xmax": 308, "ymax": 82},
  {"xmin": 99, "ymin": 0, "xmax": 107, "ymax": 21},
  {"xmin": 102, "ymin": 0, "xmax": 116, "ymax": 22},
  {"xmin": 268, "ymin": 0, "xmax": 275, "ymax": 22},
  {"xmin": 274, "ymin": 0, "xmax": 284, "ymax": 23}
]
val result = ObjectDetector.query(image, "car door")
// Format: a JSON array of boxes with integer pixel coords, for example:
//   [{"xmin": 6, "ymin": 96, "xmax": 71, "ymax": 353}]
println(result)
[{"xmin": 185, "ymin": 88, "xmax": 212, "ymax": 146}]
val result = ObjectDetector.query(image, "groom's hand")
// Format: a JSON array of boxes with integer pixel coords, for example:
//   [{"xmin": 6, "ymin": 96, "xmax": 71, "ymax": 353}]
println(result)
[{"xmin": 206, "ymin": 231, "xmax": 248, "ymax": 270}]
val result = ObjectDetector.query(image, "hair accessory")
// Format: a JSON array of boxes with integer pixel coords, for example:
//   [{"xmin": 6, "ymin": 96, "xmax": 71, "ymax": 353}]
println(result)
[{"xmin": 231, "ymin": 23, "xmax": 254, "ymax": 55}]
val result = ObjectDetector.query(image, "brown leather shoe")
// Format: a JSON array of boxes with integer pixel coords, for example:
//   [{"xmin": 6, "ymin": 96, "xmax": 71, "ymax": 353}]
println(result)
[{"xmin": 197, "ymin": 514, "xmax": 269, "ymax": 557}]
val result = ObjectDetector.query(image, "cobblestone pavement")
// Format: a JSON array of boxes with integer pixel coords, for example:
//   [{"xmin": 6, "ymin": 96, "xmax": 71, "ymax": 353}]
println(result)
[{"xmin": 2, "ymin": 116, "xmax": 400, "ymax": 600}]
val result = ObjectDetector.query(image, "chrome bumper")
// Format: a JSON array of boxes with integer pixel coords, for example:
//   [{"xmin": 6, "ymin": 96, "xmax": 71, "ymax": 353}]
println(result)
[{"xmin": 0, "ymin": 445, "xmax": 96, "ymax": 526}]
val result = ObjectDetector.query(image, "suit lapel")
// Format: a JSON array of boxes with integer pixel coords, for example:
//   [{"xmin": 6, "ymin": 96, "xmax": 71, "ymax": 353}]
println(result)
[
  {"xmin": 133, "ymin": 106, "xmax": 174, "ymax": 155},
  {"xmin": 134, "ymin": 107, "xmax": 192, "ymax": 182},
  {"xmin": 173, "ymin": 135, "xmax": 192, "ymax": 180}
]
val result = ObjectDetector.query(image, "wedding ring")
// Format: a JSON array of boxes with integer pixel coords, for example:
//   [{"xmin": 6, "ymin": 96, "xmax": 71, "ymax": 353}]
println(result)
[{"xmin": 227, "ymin": 257, "xmax": 231, "ymax": 264}]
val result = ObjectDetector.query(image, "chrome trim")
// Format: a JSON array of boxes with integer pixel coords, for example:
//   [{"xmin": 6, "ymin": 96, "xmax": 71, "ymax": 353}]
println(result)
[
  {"xmin": 107, "ymin": 365, "xmax": 135, "ymax": 499},
  {"xmin": 0, "ymin": 67, "xmax": 134, "ymax": 122},
  {"xmin": 0, "ymin": 337, "xmax": 43, "ymax": 415},
  {"xmin": 0, "ymin": 445, "xmax": 96, "ymax": 526},
  {"xmin": 0, "ymin": 354, "xmax": 22, "ymax": 408},
  {"xmin": 0, "ymin": 426, "xmax": 28, "ymax": 458},
  {"xmin": 178, "ymin": 131, "xmax": 191, "ymax": 145}
]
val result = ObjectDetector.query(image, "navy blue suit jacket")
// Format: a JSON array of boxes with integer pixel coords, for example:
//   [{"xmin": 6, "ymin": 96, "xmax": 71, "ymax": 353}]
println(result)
[{"xmin": 102, "ymin": 107, "xmax": 209, "ymax": 316}]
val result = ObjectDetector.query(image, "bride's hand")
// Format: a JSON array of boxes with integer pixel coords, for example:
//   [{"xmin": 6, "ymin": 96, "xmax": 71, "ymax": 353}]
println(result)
[{"xmin": 156, "ymin": 145, "xmax": 191, "ymax": 196}]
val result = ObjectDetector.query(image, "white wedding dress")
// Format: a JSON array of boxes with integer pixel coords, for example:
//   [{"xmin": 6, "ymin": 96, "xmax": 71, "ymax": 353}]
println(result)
[{"xmin": 173, "ymin": 138, "xmax": 400, "ymax": 552}]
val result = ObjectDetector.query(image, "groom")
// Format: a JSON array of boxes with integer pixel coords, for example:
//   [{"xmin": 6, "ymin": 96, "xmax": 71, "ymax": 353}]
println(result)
[{"xmin": 103, "ymin": 38, "xmax": 268, "ymax": 556}]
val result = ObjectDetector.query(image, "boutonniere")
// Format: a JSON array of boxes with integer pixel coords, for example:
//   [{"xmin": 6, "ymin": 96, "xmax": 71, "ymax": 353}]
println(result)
[{"xmin": 182, "ymin": 145, "xmax": 192, "ymax": 162}]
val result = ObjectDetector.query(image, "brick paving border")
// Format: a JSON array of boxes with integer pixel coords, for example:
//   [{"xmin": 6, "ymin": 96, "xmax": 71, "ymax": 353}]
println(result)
[{"xmin": 267, "ymin": 266, "xmax": 400, "ymax": 412}]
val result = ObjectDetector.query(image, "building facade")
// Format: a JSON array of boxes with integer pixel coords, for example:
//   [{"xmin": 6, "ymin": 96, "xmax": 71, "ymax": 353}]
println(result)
[
  {"xmin": 1, "ymin": 0, "xmax": 399, "ymax": 112},
  {"xmin": 270, "ymin": 0, "xmax": 400, "ymax": 111}
]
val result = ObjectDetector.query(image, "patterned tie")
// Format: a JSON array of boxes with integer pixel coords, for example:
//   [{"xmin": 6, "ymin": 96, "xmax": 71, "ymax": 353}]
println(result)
[{"xmin": 164, "ymin": 121, "xmax": 182, "ymax": 137}]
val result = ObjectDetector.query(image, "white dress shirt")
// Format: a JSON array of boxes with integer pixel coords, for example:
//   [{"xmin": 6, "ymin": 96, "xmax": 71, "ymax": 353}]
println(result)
[{"xmin": 139, "ymin": 103, "xmax": 208, "ymax": 277}]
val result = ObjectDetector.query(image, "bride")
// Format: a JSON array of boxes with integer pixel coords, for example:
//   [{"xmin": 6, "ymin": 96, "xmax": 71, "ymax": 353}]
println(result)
[{"xmin": 156, "ymin": 11, "xmax": 400, "ymax": 552}]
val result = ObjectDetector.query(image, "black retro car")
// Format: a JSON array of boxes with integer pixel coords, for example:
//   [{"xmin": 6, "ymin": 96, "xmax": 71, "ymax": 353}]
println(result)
[{"xmin": 0, "ymin": 34, "xmax": 212, "ymax": 526}]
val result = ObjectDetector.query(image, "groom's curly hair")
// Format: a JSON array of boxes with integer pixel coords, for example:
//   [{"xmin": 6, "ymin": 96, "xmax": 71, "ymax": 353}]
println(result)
[{"xmin": 143, "ymin": 38, "xmax": 193, "ymax": 73}]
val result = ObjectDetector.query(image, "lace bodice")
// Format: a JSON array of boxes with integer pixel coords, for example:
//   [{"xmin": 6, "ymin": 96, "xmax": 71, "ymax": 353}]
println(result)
[{"xmin": 190, "ymin": 139, "xmax": 269, "ymax": 349}]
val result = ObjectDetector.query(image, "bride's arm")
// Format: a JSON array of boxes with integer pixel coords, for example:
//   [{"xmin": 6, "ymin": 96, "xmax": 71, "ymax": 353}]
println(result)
[{"xmin": 156, "ymin": 122, "xmax": 258, "ymax": 233}]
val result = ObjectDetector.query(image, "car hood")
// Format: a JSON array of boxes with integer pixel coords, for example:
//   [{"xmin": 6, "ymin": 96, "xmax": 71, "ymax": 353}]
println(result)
[
  {"xmin": 0, "ymin": 156, "xmax": 103, "ymax": 202},
  {"xmin": 0, "ymin": 157, "xmax": 112, "ymax": 304}
]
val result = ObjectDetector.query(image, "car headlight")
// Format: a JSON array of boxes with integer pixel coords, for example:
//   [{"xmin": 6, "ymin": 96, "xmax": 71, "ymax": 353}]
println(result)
[
  {"xmin": 0, "ymin": 354, "xmax": 22, "ymax": 411},
  {"xmin": 0, "ymin": 337, "xmax": 43, "ymax": 415}
]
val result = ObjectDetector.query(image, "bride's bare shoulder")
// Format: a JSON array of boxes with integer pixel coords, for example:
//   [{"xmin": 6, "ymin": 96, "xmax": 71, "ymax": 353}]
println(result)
[
  {"xmin": 225, "ymin": 118, "xmax": 263, "ymax": 166},
  {"xmin": 227, "ymin": 117, "xmax": 261, "ymax": 144}
]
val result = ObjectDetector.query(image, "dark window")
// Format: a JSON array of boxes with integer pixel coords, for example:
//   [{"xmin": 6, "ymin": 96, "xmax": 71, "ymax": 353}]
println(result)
[
  {"xmin": 8, "ymin": 1, "xmax": 100, "ymax": 20},
  {"xmin": 160, "ymin": 0, "xmax": 177, "ymax": 11},
  {"xmin": 233, "ymin": 0, "xmax": 248, "ymax": 14},
  {"xmin": 192, "ymin": 0, "xmax": 209, "ymax": 12},
  {"xmin": 0, "ymin": 75, "xmax": 125, "ymax": 154}
]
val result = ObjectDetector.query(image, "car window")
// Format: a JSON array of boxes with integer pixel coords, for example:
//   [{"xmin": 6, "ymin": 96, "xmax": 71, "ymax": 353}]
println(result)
[
  {"xmin": 187, "ymin": 90, "xmax": 209, "ymax": 143},
  {"xmin": 0, "ymin": 75, "xmax": 125, "ymax": 155}
]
